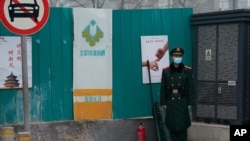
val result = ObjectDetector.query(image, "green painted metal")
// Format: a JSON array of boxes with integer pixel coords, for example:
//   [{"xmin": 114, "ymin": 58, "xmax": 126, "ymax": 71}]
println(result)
[
  {"xmin": 112, "ymin": 8, "xmax": 193, "ymax": 119},
  {"xmin": 0, "ymin": 8, "xmax": 73, "ymax": 125}
]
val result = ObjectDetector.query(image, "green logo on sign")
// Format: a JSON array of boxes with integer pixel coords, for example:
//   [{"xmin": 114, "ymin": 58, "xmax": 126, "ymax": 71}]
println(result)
[{"xmin": 82, "ymin": 20, "xmax": 104, "ymax": 47}]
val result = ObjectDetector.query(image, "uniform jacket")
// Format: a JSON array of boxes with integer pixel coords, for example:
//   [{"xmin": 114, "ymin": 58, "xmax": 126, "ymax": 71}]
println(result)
[{"xmin": 160, "ymin": 62, "xmax": 194, "ymax": 132}]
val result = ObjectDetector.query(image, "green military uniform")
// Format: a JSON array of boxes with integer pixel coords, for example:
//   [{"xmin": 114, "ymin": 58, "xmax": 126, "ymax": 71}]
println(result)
[{"xmin": 160, "ymin": 47, "xmax": 194, "ymax": 141}]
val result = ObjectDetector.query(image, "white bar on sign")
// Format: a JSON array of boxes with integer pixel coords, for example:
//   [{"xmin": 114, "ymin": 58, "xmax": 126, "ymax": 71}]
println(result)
[{"xmin": 74, "ymin": 95, "xmax": 112, "ymax": 102}]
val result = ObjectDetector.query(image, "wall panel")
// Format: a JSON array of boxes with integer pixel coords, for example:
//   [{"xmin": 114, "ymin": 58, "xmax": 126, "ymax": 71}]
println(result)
[{"xmin": 0, "ymin": 8, "xmax": 73, "ymax": 125}]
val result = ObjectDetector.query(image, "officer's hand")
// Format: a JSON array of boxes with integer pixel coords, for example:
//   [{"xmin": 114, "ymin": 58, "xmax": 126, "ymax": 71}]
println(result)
[
  {"xmin": 159, "ymin": 105, "xmax": 167, "ymax": 111},
  {"xmin": 188, "ymin": 105, "xmax": 192, "ymax": 110}
]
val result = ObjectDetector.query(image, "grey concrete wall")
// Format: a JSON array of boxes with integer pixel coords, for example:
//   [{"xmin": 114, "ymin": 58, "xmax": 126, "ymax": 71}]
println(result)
[
  {"xmin": 188, "ymin": 122, "xmax": 230, "ymax": 141},
  {"xmin": 1, "ymin": 118, "xmax": 156, "ymax": 141},
  {"xmin": 0, "ymin": 119, "xmax": 230, "ymax": 141}
]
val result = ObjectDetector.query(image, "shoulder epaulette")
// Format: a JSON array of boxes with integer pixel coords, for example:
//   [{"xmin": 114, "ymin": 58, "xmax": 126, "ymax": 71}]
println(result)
[{"xmin": 184, "ymin": 66, "xmax": 192, "ymax": 70}]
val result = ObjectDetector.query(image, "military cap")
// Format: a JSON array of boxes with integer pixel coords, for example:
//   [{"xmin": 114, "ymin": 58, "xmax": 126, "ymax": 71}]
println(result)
[{"xmin": 170, "ymin": 47, "xmax": 184, "ymax": 55}]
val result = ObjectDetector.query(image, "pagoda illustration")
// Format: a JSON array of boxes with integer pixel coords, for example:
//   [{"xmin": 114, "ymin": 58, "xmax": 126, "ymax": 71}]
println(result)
[{"xmin": 4, "ymin": 72, "xmax": 20, "ymax": 88}]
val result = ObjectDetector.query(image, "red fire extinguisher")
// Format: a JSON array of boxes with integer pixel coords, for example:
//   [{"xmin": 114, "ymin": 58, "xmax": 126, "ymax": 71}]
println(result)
[{"xmin": 137, "ymin": 122, "xmax": 146, "ymax": 141}]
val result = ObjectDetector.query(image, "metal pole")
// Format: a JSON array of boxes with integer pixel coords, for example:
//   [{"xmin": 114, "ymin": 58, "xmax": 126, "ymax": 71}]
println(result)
[{"xmin": 21, "ymin": 35, "xmax": 30, "ymax": 132}]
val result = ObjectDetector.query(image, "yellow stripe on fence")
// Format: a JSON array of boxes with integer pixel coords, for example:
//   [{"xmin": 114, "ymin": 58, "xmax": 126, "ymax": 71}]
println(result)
[{"xmin": 73, "ymin": 89, "xmax": 112, "ymax": 120}]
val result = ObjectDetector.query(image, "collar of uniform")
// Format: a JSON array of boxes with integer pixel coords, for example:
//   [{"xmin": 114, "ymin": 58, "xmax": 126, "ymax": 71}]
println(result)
[{"xmin": 169, "ymin": 62, "xmax": 184, "ymax": 73}]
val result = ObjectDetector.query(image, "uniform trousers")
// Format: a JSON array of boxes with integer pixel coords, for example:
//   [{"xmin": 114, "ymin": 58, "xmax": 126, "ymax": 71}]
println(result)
[{"xmin": 169, "ymin": 129, "xmax": 187, "ymax": 141}]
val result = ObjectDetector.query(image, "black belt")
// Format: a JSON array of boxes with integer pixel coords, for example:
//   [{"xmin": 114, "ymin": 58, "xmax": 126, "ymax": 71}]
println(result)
[
  {"xmin": 166, "ymin": 87, "xmax": 188, "ymax": 99},
  {"xmin": 171, "ymin": 91, "xmax": 182, "ymax": 100}
]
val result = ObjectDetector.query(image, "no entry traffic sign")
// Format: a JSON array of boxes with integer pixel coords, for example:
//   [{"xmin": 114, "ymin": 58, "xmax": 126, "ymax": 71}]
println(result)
[{"xmin": 0, "ymin": 0, "xmax": 50, "ymax": 35}]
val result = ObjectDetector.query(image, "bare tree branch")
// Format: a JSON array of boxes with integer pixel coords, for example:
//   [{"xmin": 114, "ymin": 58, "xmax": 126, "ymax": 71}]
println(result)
[
  {"xmin": 97, "ymin": 0, "xmax": 106, "ymax": 8},
  {"xmin": 179, "ymin": 0, "xmax": 186, "ymax": 7},
  {"xmin": 71, "ymin": 0, "xmax": 88, "ymax": 7}
]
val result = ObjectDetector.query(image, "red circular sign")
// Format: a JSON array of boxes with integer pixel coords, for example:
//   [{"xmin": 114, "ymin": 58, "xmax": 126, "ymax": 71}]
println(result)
[{"xmin": 0, "ymin": 0, "xmax": 49, "ymax": 35}]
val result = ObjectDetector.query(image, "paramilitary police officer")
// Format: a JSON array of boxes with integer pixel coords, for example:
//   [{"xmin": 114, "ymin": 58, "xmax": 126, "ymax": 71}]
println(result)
[{"xmin": 160, "ymin": 47, "xmax": 194, "ymax": 141}]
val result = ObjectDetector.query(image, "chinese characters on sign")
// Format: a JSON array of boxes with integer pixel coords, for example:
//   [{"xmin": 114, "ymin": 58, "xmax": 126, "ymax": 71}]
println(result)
[
  {"xmin": 145, "ymin": 39, "xmax": 165, "ymax": 43},
  {"xmin": 80, "ymin": 49, "xmax": 105, "ymax": 56},
  {"xmin": 8, "ymin": 43, "xmax": 22, "ymax": 68},
  {"xmin": 0, "ymin": 36, "xmax": 32, "ymax": 89}
]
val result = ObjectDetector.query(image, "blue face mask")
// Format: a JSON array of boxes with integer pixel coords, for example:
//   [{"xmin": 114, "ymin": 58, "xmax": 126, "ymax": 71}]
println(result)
[{"xmin": 173, "ymin": 57, "xmax": 182, "ymax": 64}]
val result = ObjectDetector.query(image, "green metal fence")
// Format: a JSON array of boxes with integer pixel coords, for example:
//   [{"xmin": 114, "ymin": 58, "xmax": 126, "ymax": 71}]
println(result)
[
  {"xmin": 112, "ymin": 8, "xmax": 193, "ymax": 119},
  {"xmin": 0, "ymin": 8, "xmax": 73, "ymax": 124},
  {"xmin": 0, "ymin": 7, "xmax": 193, "ymax": 124}
]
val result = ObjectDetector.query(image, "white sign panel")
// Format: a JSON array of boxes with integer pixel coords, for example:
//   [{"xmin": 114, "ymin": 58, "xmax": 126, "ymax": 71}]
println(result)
[
  {"xmin": 73, "ymin": 8, "xmax": 112, "ymax": 89},
  {"xmin": 73, "ymin": 8, "xmax": 112, "ymax": 119},
  {"xmin": 141, "ymin": 35, "xmax": 169, "ymax": 84},
  {"xmin": 0, "ymin": 36, "xmax": 32, "ymax": 88}
]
